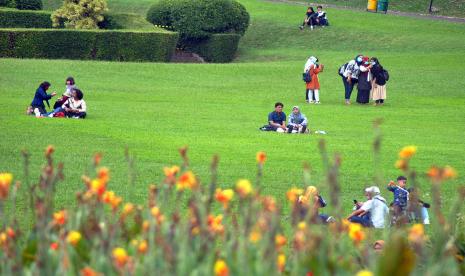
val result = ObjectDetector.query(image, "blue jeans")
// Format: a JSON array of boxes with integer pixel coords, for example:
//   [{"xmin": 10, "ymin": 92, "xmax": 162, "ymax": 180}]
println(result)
[
  {"xmin": 349, "ymin": 214, "xmax": 372, "ymax": 227},
  {"xmin": 46, "ymin": 107, "xmax": 64, "ymax": 116},
  {"xmin": 343, "ymin": 77, "xmax": 357, "ymax": 100}
]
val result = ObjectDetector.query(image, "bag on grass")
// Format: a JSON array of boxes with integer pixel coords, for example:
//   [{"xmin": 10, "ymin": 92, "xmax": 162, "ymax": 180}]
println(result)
[{"xmin": 259, "ymin": 125, "xmax": 275, "ymax": 131}]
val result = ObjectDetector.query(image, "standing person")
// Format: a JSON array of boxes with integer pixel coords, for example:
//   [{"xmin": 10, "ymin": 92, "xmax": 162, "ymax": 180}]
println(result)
[
  {"xmin": 387, "ymin": 176, "xmax": 409, "ymax": 223},
  {"xmin": 287, "ymin": 106, "xmax": 308, "ymax": 133},
  {"xmin": 299, "ymin": 7, "xmax": 316, "ymax": 30},
  {"xmin": 305, "ymin": 56, "xmax": 324, "ymax": 104},
  {"xmin": 30, "ymin": 81, "xmax": 57, "ymax": 117},
  {"xmin": 341, "ymin": 55, "xmax": 363, "ymax": 105},
  {"xmin": 53, "ymin": 76, "xmax": 76, "ymax": 109},
  {"xmin": 347, "ymin": 186, "xmax": 389, "ymax": 228},
  {"xmin": 370, "ymin": 57, "xmax": 387, "ymax": 106},
  {"xmin": 356, "ymin": 56, "xmax": 372, "ymax": 104},
  {"xmin": 268, "ymin": 102, "xmax": 287, "ymax": 132}
]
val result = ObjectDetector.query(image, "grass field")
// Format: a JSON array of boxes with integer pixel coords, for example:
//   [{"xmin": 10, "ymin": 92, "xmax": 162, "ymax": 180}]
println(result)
[{"xmin": 1, "ymin": 0, "xmax": 465, "ymax": 226}]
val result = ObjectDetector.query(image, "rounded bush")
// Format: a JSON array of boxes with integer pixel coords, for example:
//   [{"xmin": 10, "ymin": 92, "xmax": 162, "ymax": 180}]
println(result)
[
  {"xmin": 146, "ymin": 0, "xmax": 249, "ymax": 39},
  {"xmin": 16, "ymin": 0, "xmax": 42, "ymax": 10}
]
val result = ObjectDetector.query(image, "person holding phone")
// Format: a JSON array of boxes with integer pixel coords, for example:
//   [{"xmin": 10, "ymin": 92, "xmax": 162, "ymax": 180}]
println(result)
[{"xmin": 30, "ymin": 81, "xmax": 57, "ymax": 117}]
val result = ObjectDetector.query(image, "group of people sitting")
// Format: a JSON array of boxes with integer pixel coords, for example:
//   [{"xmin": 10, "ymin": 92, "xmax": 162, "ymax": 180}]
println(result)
[
  {"xmin": 27, "ymin": 77, "xmax": 87, "ymax": 119},
  {"xmin": 298, "ymin": 175, "xmax": 430, "ymax": 228},
  {"xmin": 339, "ymin": 55, "xmax": 389, "ymax": 105},
  {"xmin": 299, "ymin": 5, "xmax": 329, "ymax": 30},
  {"xmin": 260, "ymin": 102, "xmax": 308, "ymax": 133}
]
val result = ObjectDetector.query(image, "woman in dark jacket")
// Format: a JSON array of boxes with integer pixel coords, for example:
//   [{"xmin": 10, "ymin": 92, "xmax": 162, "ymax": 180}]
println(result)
[
  {"xmin": 356, "ymin": 57, "xmax": 372, "ymax": 104},
  {"xmin": 30, "ymin": 81, "xmax": 57, "ymax": 116},
  {"xmin": 370, "ymin": 57, "xmax": 387, "ymax": 106}
]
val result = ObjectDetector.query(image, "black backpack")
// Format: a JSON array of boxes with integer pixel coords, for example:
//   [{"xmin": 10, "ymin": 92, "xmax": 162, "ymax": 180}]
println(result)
[
  {"xmin": 382, "ymin": 69, "xmax": 389, "ymax": 82},
  {"xmin": 302, "ymin": 71, "xmax": 312, "ymax": 83},
  {"xmin": 338, "ymin": 63, "xmax": 348, "ymax": 77}
]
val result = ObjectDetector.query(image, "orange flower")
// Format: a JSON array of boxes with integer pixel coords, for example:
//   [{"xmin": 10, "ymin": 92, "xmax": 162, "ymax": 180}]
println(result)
[
  {"xmin": 93, "ymin": 153, "xmax": 102, "ymax": 167},
  {"xmin": 97, "ymin": 167, "xmax": 110, "ymax": 184},
  {"xmin": 0, "ymin": 232, "xmax": 7, "ymax": 246},
  {"xmin": 275, "ymin": 234, "xmax": 287, "ymax": 249},
  {"xmin": 215, "ymin": 188, "xmax": 234, "ymax": 208},
  {"xmin": 122, "ymin": 203, "xmax": 134, "ymax": 217},
  {"xmin": 53, "ymin": 210, "xmax": 67, "ymax": 226},
  {"xmin": 249, "ymin": 229, "xmax": 262, "ymax": 243},
  {"xmin": 50, "ymin": 242, "xmax": 59, "ymax": 251},
  {"xmin": 67, "ymin": 231, "xmax": 82, "ymax": 246},
  {"xmin": 150, "ymin": 207, "xmax": 165, "ymax": 224},
  {"xmin": 0, "ymin": 173, "xmax": 13, "ymax": 200},
  {"xmin": 176, "ymin": 171, "xmax": 197, "ymax": 191},
  {"xmin": 277, "ymin": 253, "xmax": 286, "ymax": 273},
  {"xmin": 214, "ymin": 259, "xmax": 229, "ymax": 276},
  {"xmin": 142, "ymin": 220, "xmax": 150, "ymax": 232},
  {"xmin": 6, "ymin": 227, "xmax": 15, "ymax": 239},
  {"xmin": 427, "ymin": 165, "xmax": 458, "ymax": 182},
  {"xmin": 137, "ymin": 240, "xmax": 148, "ymax": 254},
  {"xmin": 90, "ymin": 179, "xmax": 106, "ymax": 196},
  {"xmin": 286, "ymin": 188, "xmax": 304, "ymax": 203},
  {"xmin": 235, "ymin": 179, "xmax": 253, "ymax": 198},
  {"xmin": 399, "ymin": 146, "xmax": 417, "ymax": 159},
  {"xmin": 102, "ymin": 191, "xmax": 122, "ymax": 209},
  {"xmin": 80, "ymin": 266, "xmax": 102, "ymax": 276},
  {"xmin": 163, "ymin": 166, "xmax": 180, "ymax": 177},
  {"xmin": 443, "ymin": 166, "xmax": 457, "ymax": 179},
  {"xmin": 207, "ymin": 214, "xmax": 225, "ymax": 235},
  {"xmin": 45, "ymin": 145, "xmax": 55, "ymax": 157},
  {"xmin": 408, "ymin": 224, "xmax": 425, "ymax": 243},
  {"xmin": 263, "ymin": 196, "xmax": 277, "ymax": 212},
  {"xmin": 395, "ymin": 159, "xmax": 408, "ymax": 170},
  {"xmin": 348, "ymin": 223, "xmax": 365, "ymax": 244},
  {"xmin": 112, "ymin": 247, "xmax": 128, "ymax": 268},
  {"xmin": 256, "ymin": 151, "xmax": 267, "ymax": 164}
]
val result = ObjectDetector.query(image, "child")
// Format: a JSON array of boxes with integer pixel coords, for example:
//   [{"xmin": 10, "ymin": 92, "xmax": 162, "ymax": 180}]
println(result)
[
  {"xmin": 387, "ymin": 176, "xmax": 409, "ymax": 219},
  {"xmin": 287, "ymin": 106, "xmax": 308, "ymax": 133},
  {"xmin": 305, "ymin": 56, "xmax": 324, "ymax": 104}
]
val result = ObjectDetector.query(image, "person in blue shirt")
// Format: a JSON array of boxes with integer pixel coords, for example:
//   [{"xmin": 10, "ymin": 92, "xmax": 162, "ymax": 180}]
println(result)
[
  {"xmin": 30, "ymin": 81, "xmax": 57, "ymax": 116},
  {"xmin": 268, "ymin": 102, "xmax": 287, "ymax": 132},
  {"xmin": 387, "ymin": 175, "xmax": 409, "ymax": 221}
]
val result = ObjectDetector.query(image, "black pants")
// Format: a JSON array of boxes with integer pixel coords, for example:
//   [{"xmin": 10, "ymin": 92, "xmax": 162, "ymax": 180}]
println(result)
[
  {"xmin": 66, "ymin": 111, "xmax": 87, "ymax": 118},
  {"xmin": 287, "ymin": 125, "xmax": 307, "ymax": 133},
  {"xmin": 375, "ymin": 99, "xmax": 385, "ymax": 104},
  {"xmin": 305, "ymin": 89, "xmax": 316, "ymax": 102}
]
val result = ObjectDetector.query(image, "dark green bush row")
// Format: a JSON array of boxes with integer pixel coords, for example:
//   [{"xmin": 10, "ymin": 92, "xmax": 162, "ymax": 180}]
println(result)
[
  {"xmin": 0, "ymin": 8, "xmax": 52, "ymax": 28},
  {"xmin": 185, "ymin": 33, "xmax": 241, "ymax": 63},
  {"xmin": 1, "ymin": 0, "xmax": 42, "ymax": 10},
  {"xmin": 0, "ymin": 29, "xmax": 179, "ymax": 62}
]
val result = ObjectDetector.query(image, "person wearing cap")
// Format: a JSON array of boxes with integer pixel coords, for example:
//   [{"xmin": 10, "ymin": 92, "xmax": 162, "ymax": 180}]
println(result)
[
  {"xmin": 347, "ymin": 186, "xmax": 389, "ymax": 228},
  {"xmin": 387, "ymin": 176, "xmax": 409, "ymax": 219},
  {"xmin": 287, "ymin": 106, "xmax": 308, "ymax": 133}
]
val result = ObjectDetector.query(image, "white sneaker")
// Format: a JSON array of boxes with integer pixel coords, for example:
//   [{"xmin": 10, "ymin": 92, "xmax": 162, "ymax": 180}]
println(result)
[
  {"xmin": 326, "ymin": 216, "xmax": 335, "ymax": 223},
  {"xmin": 315, "ymin": 101, "xmax": 320, "ymax": 104},
  {"xmin": 309, "ymin": 100, "xmax": 314, "ymax": 104},
  {"xmin": 48, "ymin": 113, "xmax": 54, "ymax": 118},
  {"xmin": 292, "ymin": 129, "xmax": 298, "ymax": 134}
]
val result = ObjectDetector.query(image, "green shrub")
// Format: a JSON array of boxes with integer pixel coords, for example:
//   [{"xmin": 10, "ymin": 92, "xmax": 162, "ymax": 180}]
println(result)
[
  {"xmin": 0, "ymin": 9, "xmax": 52, "ymax": 28},
  {"xmin": 0, "ymin": 0, "xmax": 16, "ymax": 8},
  {"xmin": 51, "ymin": 0, "xmax": 108, "ymax": 29},
  {"xmin": 0, "ymin": 28, "xmax": 179, "ymax": 62},
  {"xmin": 15, "ymin": 0, "xmax": 42, "ymax": 10},
  {"xmin": 146, "ymin": 0, "xmax": 249, "ymax": 39},
  {"xmin": 185, "ymin": 33, "xmax": 240, "ymax": 63},
  {"xmin": 98, "ymin": 12, "xmax": 155, "ymax": 30}
]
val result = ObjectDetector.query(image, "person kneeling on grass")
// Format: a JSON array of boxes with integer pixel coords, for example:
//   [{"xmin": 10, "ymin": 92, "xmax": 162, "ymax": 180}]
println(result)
[
  {"xmin": 48, "ymin": 88, "xmax": 87, "ymax": 119},
  {"xmin": 287, "ymin": 106, "xmax": 308, "ymax": 133},
  {"xmin": 347, "ymin": 186, "xmax": 389, "ymax": 228},
  {"xmin": 267, "ymin": 102, "xmax": 287, "ymax": 132},
  {"xmin": 28, "ymin": 81, "xmax": 57, "ymax": 117}
]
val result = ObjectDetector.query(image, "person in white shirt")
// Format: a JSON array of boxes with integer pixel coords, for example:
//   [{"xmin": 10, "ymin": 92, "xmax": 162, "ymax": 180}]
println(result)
[
  {"xmin": 347, "ymin": 186, "xmax": 389, "ymax": 228},
  {"xmin": 62, "ymin": 88, "xmax": 87, "ymax": 118}
]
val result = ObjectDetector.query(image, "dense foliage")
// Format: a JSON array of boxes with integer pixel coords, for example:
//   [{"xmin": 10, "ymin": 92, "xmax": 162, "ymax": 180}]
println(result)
[
  {"xmin": 146, "ymin": 0, "xmax": 249, "ymax": 39},
  {"xmin": 184, "ymin": 33, "xmax": 241, "ymax": 62},
  {"xmin": 0, "ymin": 29, "xmax": 179, "ymax": 62},
  {"xmin": 15, "ymin": 0, "xmax": 42, "ymax": 10},
  {"xmin": 51, "ymin": 0, "xmax": 108, "ymax": 29},
  {"xmin": 0, "ymin": 0, "xmax": 16, "ymax": 8},
  {"xmin": 0, "ymin": 9, "xmax": 52, "ymax": 28}
]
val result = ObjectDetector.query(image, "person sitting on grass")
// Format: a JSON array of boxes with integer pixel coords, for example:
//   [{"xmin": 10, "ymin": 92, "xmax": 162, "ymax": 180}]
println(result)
[
  {"xmin": 29, "ymin": 81, "xmax": 57, "ymax": 117},
  {"xmin": 53, "ymin": 76, "xmax": 76, "ymax": 109},
  {"xmin": 268, "ymin": 102, "xmax": 287, "ymax": 132},
  {"xmin": 315, "ymin": 5, "xmax": 329, "ymax": 26},
  {"xmin": 387, "ymin": 176, "xmax": 409, "ymax": 224},
  {"xmin": 297, "ymin": 186, "xmax": 334, "ymax": 224},
  {"xmin": 299, "ymin": 7, "xmax": 317, "ymax": 30},
  {"xmin": 347, "ymin": 186, "xmax": 389, "ymax": 228},
  {"xmin": 407, "ymin": 187, "xmax": 431, "ymax": 225},
  {"xmin": 49, "ymin": 88, "xmax": 87, "ymax": 119},
  {"xmin": 287, "ymin": 106, "xmax": 308, "ymax": 133}
]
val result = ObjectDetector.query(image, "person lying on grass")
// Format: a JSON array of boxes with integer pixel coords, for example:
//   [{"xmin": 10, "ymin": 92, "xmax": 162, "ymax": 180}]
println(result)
[
  {"xmin": 347, "ymin": 186, "xmax": 389, "ymax": 228},
  {"xmin": 268, "ymin": 102, "xmax": 287, "ymax": 132},
  {"xmin": 28, "ymin": 81, "xmax": 57, "ymax": 117},
  {"xmin": 287, "ymin": 106, "xmax": 308, "ymax": 133},
  {"xmin": 48, "ymin": 88, "xmax": 87, "ymax": 119}
]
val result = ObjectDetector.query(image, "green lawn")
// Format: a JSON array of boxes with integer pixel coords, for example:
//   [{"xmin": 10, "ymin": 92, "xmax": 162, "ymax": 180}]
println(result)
[{"xmin": 1, "ymin": 0, "xmax": 464, "ymax": 225}]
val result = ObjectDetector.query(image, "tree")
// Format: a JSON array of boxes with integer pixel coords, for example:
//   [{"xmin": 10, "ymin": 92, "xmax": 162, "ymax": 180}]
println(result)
[{"xmin": 51, "ymin": 0, "xmax": 108, "ymax": 29}]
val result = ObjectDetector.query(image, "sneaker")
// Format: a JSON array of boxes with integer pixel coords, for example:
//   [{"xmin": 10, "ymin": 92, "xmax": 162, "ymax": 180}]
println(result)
[
  {"xmin": 299, "ymin": 26, "xmax": 303, "ymax": 30},
  {"xmin": 48, "ymin": 113, "xmax": 54, "ymax": 118},
  {"xmin": 310, "ymin": 25, "xmax": 314, "ymax": 30},
  {"xmin": 309, "ymin": 100, "xmax": 314, "ymax": 104},
  {"xmin": 345, "ymin": 100, "xmax": 351, "ymax": 105},
  {"xmin": 315, "ymin": 101, "xmax": 320, "ymax": 104},
  {"xmin": 326, "ymin": 216, "xmax": 336, "ymax": 223}
]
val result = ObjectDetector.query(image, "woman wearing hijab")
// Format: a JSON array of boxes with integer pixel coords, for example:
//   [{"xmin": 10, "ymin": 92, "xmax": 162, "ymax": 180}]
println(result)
[
  {"xmin": 370, "ymin": 57, "xmax": 387, "ymax": 106},
  {"xmin": 341, "ymin": 55, "xmax": 363, "ymax": 105},
  {"xmin": 287, "ymin": 106, "xmax": 308, "ymax": 133},
  {"xmin": 304, "ymin": 56, "xmax": 324, "ymax": 104},
  {"xmin": 356, "ymin": 56, "xmax": 372, "ymax": 104}
]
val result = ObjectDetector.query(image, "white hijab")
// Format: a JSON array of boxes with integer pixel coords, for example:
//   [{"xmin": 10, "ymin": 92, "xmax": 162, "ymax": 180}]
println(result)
[{"xmin": 304, "ymin": 56, "xmax": 318, "ymax": 72}]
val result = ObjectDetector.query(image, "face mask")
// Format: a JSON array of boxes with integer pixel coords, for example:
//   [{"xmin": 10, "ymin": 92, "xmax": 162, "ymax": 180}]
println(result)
[
  {"xmin": 356, "ymin": 57, "xmax": 362, "ymax": 63},
  {"xmin": 371, "ymin": 61, "xmax": 376, "ymax": 65}
]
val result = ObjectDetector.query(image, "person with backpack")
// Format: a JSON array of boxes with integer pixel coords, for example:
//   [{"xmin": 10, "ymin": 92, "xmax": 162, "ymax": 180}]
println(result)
[
  {"xmin": 370, "ymin": 57, "xmax": 388, "ymax": 106},
  {"xmin": 304, "ymin": 56, "xmax": 324, "ymax": 104},
  {"xmin": 340, "ymin": 55, "xmax": 363, "ymax": 105}
]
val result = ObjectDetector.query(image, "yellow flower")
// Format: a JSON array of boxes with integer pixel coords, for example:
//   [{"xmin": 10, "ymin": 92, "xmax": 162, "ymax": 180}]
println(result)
[
  {"xmin": 176, "ymin": 171, "xmax": 197, "ymax": 191},
  {"xmin": 399, "ymin": 146, "xmax": 417, "ymax": 159},
  {"xmin": 277, "ymin": 253, "xmax": 286, "ymax": 272},
  {"xmin": 53, "ymin": 210, "xmax": 67, "ymax": 226},
  {"xmin": 286, "ymin": 188, "xmax": 303, "ymax": 203},
  {"xmin": 249, "ymin": 229, "xmax": 262, "ymax": 243},
  {"xmin": 151, "ymin": 207, "xmax": 165, "ymax": 224},
  {"xmin": 275, "ymin": 234, "xmax": 287, "ymax": 249},
  {"xmin": 256, "ymin": 151, "xmax": 267, "ymax": 164},
  {"xmin": 408, "ymin": 224, "xmax": 425, "ymax": 243},
  {"xmin": 90, "ymin": 179, "xmax": 106, "ymax": 196},
  {"xmin": 163, "ymin": 166, "xmax": 180, "ymax": 177},
  {"xmin": 235, "ymin": 179, "xmax": 253, "ymax": 198},
  {"xmin": 207, "ymin": 214, "xmax": 225, "ymax": 235},
  {"xmin": 395, "ymin": 159, "xmax": 408, "ymax": 170},
  {"xmin": 348, "ymin": 223, "xmax": 365, "ymax": 244},
  {"xmin": 102, "ymin": 191, "xmax": 122, "ymax": 209},
  {"xmin": 122, "ymin": 203, "xmax": 134, "ymax": 217},
  {"xmin": 0, "ymin": 173, "xmax": 13, "ymax": 200},
  {"xmin": 112, "ymin": 247, "xmax": 129, "ymax": 268},
  {"xmin": 356, "ymin": 270, "xmax": 373, "ymax": 276},
  {"xmin": 297, "ymin": 221, "xmax": 306, "ymax": 230},
  {"xmin": 67, "ymin": 231, "xmax": 82, "ymax": 246},
  {"xmin": 214, "ymin": 259, "xmax": 229, "ymax": 276},
  {"xmin": 215, "ymin": 188, "xmax": 235, "ymax": 208},
  {"xmin": 137, "ymin": 240, "xmax": 148, "ymax": 254},
  {"xmin": 97, "ymin": 167, "xmax": 110, "ymax": 185}
]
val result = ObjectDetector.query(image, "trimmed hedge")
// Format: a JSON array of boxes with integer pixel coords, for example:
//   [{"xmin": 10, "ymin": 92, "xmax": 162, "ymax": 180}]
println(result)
[
  {"xmin": 16, "ymin": 0, "xmax": 43, "ymax": 10},
  {"xmin": 0, "ymin": 28, "xmax": 179, "ymax": 62},
  {"xmin": 0, "ymin": 8, "xmax": 52, "ymax": 28},
  {"xmin": 185, "ymin": 33, "xmax": 241, "ymax": 63}
]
